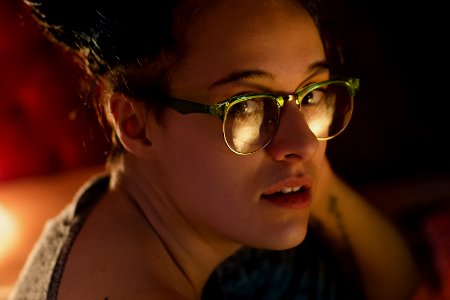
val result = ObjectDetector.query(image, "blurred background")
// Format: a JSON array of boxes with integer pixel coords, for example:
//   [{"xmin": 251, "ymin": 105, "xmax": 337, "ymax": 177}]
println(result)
[{"xmin": 0, "ymin": 0, "xmax": 449, "ymax": 299}]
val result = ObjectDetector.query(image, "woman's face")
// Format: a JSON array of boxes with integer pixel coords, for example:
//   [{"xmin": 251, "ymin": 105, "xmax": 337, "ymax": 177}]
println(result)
[{"xmin": 146, "ymin": 0, "xmax": 328, "ymax": 250}]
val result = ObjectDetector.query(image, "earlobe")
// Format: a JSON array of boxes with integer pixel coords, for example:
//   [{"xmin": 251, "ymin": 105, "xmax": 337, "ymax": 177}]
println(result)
[{"xmin": 108, "ymin": 93, "xmax": 152, "ymax": 155}]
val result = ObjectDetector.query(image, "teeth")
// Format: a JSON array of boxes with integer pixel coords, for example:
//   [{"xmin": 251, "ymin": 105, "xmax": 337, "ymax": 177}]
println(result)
[{"xmin": 280, "ymin": 186, "xmax": 301, "ymax": 194}]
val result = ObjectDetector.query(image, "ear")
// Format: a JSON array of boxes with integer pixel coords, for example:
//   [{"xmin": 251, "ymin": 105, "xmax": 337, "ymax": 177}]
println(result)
[{"xmin": 108, "ymin": 92, "xmax": 152, "ymax": 155}]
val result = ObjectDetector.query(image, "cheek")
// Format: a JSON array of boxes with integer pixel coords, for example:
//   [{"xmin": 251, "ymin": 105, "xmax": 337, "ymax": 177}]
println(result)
[
  {"xmin": 156, "ymin": 113, "xmax": 253, "ymax": 207},
  {"xmin": 158, "ymin": 138, "xmax": 257, "ymax": 241},
  {"xmin": 315, "ymin": 142, "xmax": 327, "ymax": 162},
  {"xmin": 163, "ymin": 112, "xmax": 225, "ymax": 155},
  {"xmin": 311, "ymin": 141, "xmax": 328, "ymax": 196}
]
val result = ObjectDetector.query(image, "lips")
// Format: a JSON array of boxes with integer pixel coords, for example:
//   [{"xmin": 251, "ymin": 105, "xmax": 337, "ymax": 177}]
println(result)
[
  {"xmin": 262, "ymin": 176, "xmax": 313, "ymax": 209},
  {"xmin": 262, "ymin": 176, "xmax": 313, "ymax": 195}
]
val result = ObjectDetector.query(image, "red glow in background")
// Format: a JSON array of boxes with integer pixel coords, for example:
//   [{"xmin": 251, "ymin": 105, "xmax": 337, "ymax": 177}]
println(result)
[{"xmin": 0, "ymin": 0, "xmax": 108, "ymax": 181}]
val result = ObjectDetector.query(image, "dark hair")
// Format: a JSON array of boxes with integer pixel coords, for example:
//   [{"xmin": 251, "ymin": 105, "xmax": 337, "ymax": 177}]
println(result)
[{"xmin": 24, "ymin": 0, "xmax": 348, "ymax": 162}]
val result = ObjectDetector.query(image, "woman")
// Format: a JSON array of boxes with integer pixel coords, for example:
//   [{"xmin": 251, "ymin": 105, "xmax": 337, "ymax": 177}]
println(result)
[{"xmin": 10, "ymin": 0, "xmax": 418, "ymax": 299}]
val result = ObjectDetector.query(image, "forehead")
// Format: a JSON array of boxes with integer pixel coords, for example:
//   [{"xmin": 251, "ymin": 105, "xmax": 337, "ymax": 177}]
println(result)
[{"xmin": 171, "ymin": 0, "xmax": 325, "ymax": 94}]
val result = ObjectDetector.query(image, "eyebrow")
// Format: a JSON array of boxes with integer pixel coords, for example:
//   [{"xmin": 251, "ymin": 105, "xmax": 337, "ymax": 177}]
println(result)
[
  {"xmin": 208, "ymin": 70, "xmax": 273, "ymax": 89},
  {"xmin": 208, "ymin": 60, "xmax": 329, "ymax": 90}
]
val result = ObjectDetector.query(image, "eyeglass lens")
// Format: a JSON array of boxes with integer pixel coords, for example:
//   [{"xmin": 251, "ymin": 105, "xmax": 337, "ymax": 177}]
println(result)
[{"xmin": 223, "ymin": 82, "xmax": 353, "ymax": 154}]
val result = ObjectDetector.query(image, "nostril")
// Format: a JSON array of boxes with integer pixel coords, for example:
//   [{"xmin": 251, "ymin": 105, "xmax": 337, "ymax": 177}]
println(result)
[{"xmin": 284, "ymin": 153, "xmax": 301, "ymax": 160}]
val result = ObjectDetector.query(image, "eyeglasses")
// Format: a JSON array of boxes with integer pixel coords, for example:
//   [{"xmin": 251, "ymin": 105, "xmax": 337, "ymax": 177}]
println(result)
[{"xmin": 163, "ymin": 78, "xmax": 360, "ymax": 155}]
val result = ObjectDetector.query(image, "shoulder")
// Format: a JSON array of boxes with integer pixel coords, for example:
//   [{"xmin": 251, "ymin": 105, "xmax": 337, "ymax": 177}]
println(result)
[{"xmin": 56, "ymin": 188, "xmax": 197, "ymax": 300}]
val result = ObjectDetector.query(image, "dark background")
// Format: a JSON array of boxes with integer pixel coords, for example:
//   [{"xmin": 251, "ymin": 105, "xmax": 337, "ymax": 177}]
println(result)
[{"xmin": 327, "ymin": 0, "xmax": 450, "ymax": 186}]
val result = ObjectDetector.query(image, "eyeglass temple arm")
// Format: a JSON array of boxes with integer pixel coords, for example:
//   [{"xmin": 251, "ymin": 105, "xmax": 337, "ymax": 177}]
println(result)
[{"xmin": 163, "ymin": 96, "xmax": 224, "ymax": 118}]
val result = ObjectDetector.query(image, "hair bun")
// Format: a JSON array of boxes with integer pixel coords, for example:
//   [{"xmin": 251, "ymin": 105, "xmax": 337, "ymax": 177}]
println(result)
[{"xmin": 25, "ymin": 0, "xmax": 176, "ymax": 73}]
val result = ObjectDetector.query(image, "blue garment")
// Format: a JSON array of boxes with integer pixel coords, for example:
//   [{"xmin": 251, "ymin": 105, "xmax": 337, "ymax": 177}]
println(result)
[
  {"xmin": 204, "ymin": 231, "xmax": 365, "ymax": 300},
  {"xmin": 204, "ymin": 213, "xmax": 365, "ymax": 299}
]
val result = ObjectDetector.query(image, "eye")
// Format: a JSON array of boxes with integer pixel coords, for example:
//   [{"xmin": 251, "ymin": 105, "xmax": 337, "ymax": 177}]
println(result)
[
  {"xmin": 232, "ymin": 98, "xmax": 264, "ymax": 118},
  {"xmin": 302, "ymin": 88, "xmax": 326, "ymax": 106}
]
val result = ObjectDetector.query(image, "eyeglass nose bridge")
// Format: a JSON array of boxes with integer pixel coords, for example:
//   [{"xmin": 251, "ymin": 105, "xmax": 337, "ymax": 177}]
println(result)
[{"xmin": 279, "ymin": 94, "xmax": 303, "ymax": 112}]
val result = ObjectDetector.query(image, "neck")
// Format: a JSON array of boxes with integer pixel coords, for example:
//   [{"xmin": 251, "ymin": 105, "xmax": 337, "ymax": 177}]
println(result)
[{"xmin": 110, "ymin": 159, "xmax": 241, "ymax": 296}]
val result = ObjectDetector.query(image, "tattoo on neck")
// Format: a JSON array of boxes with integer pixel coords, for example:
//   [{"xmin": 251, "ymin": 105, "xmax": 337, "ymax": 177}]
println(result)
[{"xmin": 328, "ymin": 195, "xmax": 350, "ymax": 248}]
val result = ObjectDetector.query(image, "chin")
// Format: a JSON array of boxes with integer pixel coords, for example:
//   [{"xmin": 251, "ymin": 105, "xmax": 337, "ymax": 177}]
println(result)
[
  {"xmin": 257, "ymin": 221, "xmax": 309, "ymax": 251},
  {"xmin": 276, "ymin": 229, "xmax": 308, "ymax": 250}
]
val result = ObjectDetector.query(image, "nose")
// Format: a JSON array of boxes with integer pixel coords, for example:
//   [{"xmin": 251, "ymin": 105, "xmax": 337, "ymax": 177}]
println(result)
[{"xmin": 265, "ymin": 101, "xmax": 319, "ymax": 161}]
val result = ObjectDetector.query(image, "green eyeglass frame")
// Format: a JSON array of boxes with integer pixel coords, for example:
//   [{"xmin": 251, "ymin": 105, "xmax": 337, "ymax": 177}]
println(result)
[{"xmin": 162, "ymin": 77, "xmax": 360, "ymax": 154}]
